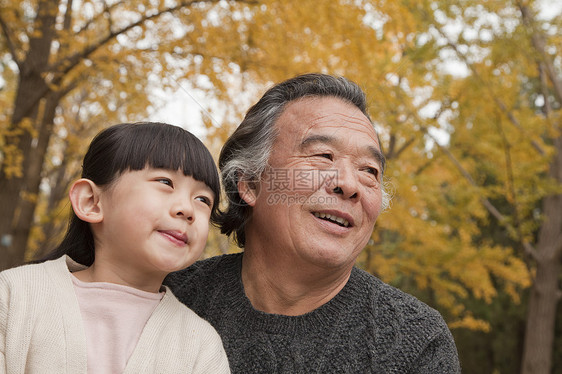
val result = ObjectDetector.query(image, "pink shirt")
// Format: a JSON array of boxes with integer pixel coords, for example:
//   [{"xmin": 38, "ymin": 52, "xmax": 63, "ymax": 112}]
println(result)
[{"xmin": 71, "ymin": 275, "xmax": 164, "ymax": 374}]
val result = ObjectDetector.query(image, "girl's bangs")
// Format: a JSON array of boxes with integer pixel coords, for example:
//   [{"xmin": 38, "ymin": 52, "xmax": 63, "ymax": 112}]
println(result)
[{"xmin": 111, "ymin": 124, "xmax": 220, "ymax": 199}]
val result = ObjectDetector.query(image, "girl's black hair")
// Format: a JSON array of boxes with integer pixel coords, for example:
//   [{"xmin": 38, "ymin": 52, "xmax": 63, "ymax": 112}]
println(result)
[{"xmin": 41, "ymin": 122, "xmax": 220, "ymax": 266}]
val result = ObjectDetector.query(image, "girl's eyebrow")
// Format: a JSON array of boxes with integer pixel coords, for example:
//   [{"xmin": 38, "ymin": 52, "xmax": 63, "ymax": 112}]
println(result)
[{"xmin": 299, "ymin": 134, "xmax": 386, "ymax": 171}]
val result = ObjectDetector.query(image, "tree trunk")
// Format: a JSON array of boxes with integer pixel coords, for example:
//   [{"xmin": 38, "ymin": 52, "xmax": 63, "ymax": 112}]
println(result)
[
  {"xmin": 0, "ymin": 92, "xmax": 61, "ymax": 270},
  {"xmin": 521, "ymin": 245, "xmax": 562, "ymax": 374},
  {"xmin": 0, "ymin": 77, "xmax": 43, "ymax": 270},
  {"xmin": 12, "ymin": 92, "xmax": 60, "ymax": 263},
  {"xmin": 0, "ymin": 0, "xmax": 59, "ymax": 270},
  {"xmin": 521, "ymin": 137, "xmax": 562, "ymax": 374},
  {"xmin": 516, "ymin": 5, "xmax": 562, "ymax": 372}
]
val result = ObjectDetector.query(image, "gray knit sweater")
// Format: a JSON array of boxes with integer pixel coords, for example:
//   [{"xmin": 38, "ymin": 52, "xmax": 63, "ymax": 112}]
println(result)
[{"xmin": 166, "ymin": 253, "xmax": 460, "ymax": 373}]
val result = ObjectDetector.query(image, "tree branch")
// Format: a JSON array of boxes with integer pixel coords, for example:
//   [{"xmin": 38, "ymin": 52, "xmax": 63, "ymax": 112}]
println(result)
[
  {"xmin": 434, "ymin": 28, "xmax": 547, "ymax": 156},
  {"xmin": 538, "ymin": 62, "xmax": 553, "ymax": 117},
  {"xmin": 391, "ymin": 82, "xmax": 542, "ymax": 261},
  {"xmin": 48, "ymin": 0, "xmax": 256, "ymax": 88},
  {"xmin": 393, "ymin": 137, "xmax": 416, "ymax": 159},
  {"xmin": 0, "ymin": 13, "xmax": 23, "ymax": 70},
  {"xmin": 63, "ymin": 0, "xmax": 74, "ymax": 30},
  {"xmin": 73, "ymin": 0, "xmax": 121, "ymax": 37},
  {"xmin": 494, "ymin": 111, "xmax": 524, "ymax": 241},
  {"xmin": 518, "ymin": 2, "xmax": 562, "ymax": 106},
  {"xmin": 103, "ymin": 0, "xmax": 114, "ymax": 33},
  {"xmin": 50, "ymin": 0, "xmax": 257, "ymax": 77},
  {"xmin": 15, "ymin": 0, "xmax": 256, "ymax": 127},
  {"xmin": 424, "ymin": 126, "xmax": 541, "ymax": 261}
]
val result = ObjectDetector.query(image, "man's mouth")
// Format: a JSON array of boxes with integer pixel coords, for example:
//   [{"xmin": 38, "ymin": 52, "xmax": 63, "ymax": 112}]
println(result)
[{"xmin": 313, "ymin": 212, "xmax": 350, "ymax": 227}]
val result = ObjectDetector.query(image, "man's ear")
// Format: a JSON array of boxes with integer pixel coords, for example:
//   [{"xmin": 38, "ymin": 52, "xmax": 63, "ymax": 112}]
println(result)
[
  {"xmin": 238, "ymin": 179, "xmax": 258, "ymax": 207},
  {"xmin": 69, "ymin": 179, "xmax": 103, "ymax": 223}
]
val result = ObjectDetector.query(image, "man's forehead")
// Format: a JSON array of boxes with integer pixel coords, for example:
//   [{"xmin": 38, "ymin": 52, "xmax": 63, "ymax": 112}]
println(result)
[
  {"xmin": 275, "ymin": 96, "xmax": 383, "ymax": 155},
  {"xmin": 280, "ymin": 97, "xmax": 373, "ymax": 131}
]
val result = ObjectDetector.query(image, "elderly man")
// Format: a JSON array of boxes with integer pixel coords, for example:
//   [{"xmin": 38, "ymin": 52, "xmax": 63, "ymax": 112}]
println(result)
[{"xmin": 166, "ymin": 74, "xmax": 460, "ymax": 373}]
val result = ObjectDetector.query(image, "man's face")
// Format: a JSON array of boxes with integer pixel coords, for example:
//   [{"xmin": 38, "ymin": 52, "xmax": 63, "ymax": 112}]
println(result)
[{"xmin": 242, "ymin": 96, "xmax": 384, "ymax": 272}]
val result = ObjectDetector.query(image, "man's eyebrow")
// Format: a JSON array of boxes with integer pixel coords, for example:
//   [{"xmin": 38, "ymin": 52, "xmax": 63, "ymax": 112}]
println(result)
[
  {"xmin": 300, "ymin": 134, "xmax": 336, "ymax": 149},
  {"xmin": 300, "ymin": 134, "xmax": 386, "ymax": 172}
]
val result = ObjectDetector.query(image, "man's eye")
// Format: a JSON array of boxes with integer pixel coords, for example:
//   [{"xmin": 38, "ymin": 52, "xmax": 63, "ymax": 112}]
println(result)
[
  {"xmin": 315, "ymin": 153, "xmax": 333, "ymax": 160},
  {"xmin": 364, "ymin": 167, "xmax": 379, "ymax": 178},
  {"xmin": 196, "ymin": 196, "xmax": 212, "ymax": 206},
  {"xmin": 157, "ymin": 178, "xmax": 173, "ymax": 187}
]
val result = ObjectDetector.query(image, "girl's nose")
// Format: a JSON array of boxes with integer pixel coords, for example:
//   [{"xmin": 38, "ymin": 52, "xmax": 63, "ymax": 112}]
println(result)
[{"xmin": 174, "ymin": 198, "xmax": 195, "ymax": 221}]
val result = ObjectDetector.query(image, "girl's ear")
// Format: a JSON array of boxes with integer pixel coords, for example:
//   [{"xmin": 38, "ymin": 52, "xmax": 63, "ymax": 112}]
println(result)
[
  {"xmin": 238, "ymin": 178, "xmax": 259, "ymax": 207},
  {"xmin": 69, "ymin": 179, "xmax": 103, "ymax": 223}
]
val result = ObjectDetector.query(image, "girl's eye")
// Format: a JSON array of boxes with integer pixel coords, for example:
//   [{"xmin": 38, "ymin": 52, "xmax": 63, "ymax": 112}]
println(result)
[
  {"xmin": 195, "ymin": 196, "xmax": 212, "ymax": 206},
  {"xmin": 157, "ymin": 178, "xmax": 173, "ymax": 187}
]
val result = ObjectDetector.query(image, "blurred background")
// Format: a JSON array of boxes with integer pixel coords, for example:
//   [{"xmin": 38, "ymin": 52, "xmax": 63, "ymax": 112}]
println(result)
[{"xmin": 1, "ymin": 0, "xmax": 561, "ymax": 372}]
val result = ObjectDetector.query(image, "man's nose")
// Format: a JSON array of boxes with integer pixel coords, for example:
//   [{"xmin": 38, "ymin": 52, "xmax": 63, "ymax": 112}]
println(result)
[{"xmin": 327, "ymin": 161, "xmax": 359, "ymax": 199}]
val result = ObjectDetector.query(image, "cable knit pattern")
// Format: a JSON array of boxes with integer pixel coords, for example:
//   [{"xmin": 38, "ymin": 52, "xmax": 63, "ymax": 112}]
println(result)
[
  {"xmin": 0, "ymin": 256, "xmax": 230, "ymax": 374},
  {"xmin": 166, "ymin": 253, "xmax": 460, "ymax": 374}
]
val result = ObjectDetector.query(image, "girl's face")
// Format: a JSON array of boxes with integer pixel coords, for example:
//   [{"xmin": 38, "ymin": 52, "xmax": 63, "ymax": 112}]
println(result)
[{"xmin": 92, "ymin": 167, "xmax": 214, "ymax": 290}]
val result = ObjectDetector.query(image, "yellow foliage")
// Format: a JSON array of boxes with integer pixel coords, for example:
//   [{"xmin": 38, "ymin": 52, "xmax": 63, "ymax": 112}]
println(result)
[
  {"xmin": 449, "ymin": 314, "xmax": 491, "ymax": 332},
  {"xmin": 18, "ymin": 117, "xmax": 36, "ymax": 137},
  {"xmin": 20, "ymin": 191, "xmax": 38, "ymax": 204},
  {"xmin": 2, "ymin": 144, "xmax": 23, "ymax": 178}
]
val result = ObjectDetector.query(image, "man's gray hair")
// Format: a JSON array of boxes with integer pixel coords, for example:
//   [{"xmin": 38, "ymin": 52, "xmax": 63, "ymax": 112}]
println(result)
[{"xmin": 218, "ymin": 73, "xmax": 389, "ymax": 247}]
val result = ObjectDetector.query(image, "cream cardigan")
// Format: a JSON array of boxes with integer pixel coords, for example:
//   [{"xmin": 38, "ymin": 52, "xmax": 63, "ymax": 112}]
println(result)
[{"xmin": 0, "ymin": 256, "xmax": 230, "ymax": 373}]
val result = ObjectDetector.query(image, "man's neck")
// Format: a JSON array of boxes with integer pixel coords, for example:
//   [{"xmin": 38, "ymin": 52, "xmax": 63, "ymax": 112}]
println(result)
[{"xmin": 240, "ymin": 249, "xmax": 352, "ymax": 316}]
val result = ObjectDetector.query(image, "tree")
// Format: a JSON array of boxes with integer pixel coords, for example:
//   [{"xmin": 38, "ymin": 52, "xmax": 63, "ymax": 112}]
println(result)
[
  {"xmin": 355, "ymin": 1, "xmax": 560, "ymax": 372},
  {"xmin": 0, "ymin": 0, "xmax": 263, "ymax": 269},
  {"xmin": 517, "ymin": 5, "xmax": 562, "ymax": 372}
]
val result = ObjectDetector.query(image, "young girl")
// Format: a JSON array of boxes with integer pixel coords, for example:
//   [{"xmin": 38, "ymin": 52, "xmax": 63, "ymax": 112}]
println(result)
[{"xmin": 0, "ymin": 122, "xmax": 230, "ymax": 373}]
